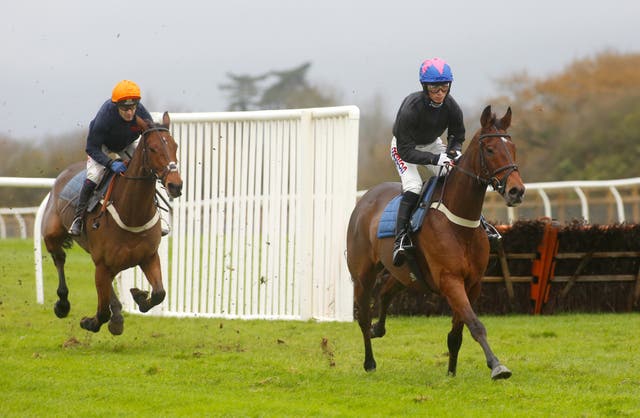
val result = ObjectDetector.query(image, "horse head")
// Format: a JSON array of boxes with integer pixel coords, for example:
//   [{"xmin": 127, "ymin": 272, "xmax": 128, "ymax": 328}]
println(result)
[
  {"xmin": 460, "ymin": 105, "xmax": 525, "ymax": 207},
  {"xmin": 135, "ymin": 112, "xmax": 183, "ymax": 198}
]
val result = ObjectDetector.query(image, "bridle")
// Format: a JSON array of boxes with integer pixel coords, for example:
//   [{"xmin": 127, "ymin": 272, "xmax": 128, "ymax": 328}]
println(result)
[
  {"xmin": 453, "ymin": 132, "xmax": 519, "ymax": 196},
  {"xmin": 124, "ymin": 126, "xmax": 179, "ymax": 184}
]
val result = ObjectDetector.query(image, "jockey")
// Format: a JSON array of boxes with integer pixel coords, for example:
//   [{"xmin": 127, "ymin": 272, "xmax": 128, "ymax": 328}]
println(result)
[
  {"xmin": 389, "ymin": 57, "xmax": 465, "ymax": 266},
  {"xmin": 68, "ymin": 80, "xmax": 153, "ymax": 236}
]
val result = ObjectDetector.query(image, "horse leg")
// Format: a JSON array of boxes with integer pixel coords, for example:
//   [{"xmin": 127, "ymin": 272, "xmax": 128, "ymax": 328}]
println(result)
[
  {"xmin": 131, "ymin": 253, "xmax": 166, "ymax": 313},
  {"xmin": 43, "ymin": 232, "xmax": 71, "ymax": 318},
  {"xmin": 80, "ymin": 265, "xmax": 112, "ymax": 333},
  {"xmin": 108, "ymin": 284, "xmax": 124, "ymax": 336},
  {"xmin": 447, "ymin": 313, "xmax": 464, "ymax": 376},
  {"xmin": 441, "ymin": 277, "xmax": 511, "ymax": 380},
  {"xmin": 354, "ymin": 268, "xmax": 377, "ymax": 372},
  {"xmin": 371, "ymin": 276, "xmax": 404, "ymax": 338},
  {"xmin": 50, "ymin": 247, "xmax": 71, "ymax": 318}
]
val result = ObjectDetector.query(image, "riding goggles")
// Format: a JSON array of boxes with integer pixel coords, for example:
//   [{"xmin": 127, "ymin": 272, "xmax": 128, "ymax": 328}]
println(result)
[
  {"xmin": 426, "ymin": 84, "xmax": 450, "ymax": 94},
  {"xmin": 118, "ymin": 103, "xmax": 138, "ymax": 112}
]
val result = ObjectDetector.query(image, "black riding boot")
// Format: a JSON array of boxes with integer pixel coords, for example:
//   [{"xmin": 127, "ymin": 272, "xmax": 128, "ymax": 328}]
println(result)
[
  {"xmin": 392, "ymin": 191, "xmax": 420, "ymax": 266},
  {"xmin": 68, "ymin": 179, "xmax": 97, "ymax": 236}
]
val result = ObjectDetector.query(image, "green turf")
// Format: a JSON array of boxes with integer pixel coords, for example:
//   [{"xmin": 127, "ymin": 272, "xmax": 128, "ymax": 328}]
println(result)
[{"xmin": 1, "ymin": 239, "xmax": 639, "ymax": 417}]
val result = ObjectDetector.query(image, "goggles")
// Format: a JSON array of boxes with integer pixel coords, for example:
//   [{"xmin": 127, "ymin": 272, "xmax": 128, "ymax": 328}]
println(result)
[
  {"xmin": 117, "ymin": 103, "xmax": 138, "ymax": 112},
  {"xmin": 426, "ymin": 84, "xmax": 450, "ymax": 94}
]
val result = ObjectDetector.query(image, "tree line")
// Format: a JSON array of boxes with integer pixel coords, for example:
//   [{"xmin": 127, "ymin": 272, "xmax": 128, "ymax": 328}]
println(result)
[{"xmin": 1, "ymin": 50, "xmax": 638, "ymax": 207}]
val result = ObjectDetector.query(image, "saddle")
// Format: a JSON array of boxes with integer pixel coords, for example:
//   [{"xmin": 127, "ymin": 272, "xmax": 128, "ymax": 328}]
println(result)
[
  {"xmin": 61, "ymin": 169, "xmax": 170, "ymax": 233},
  {"xmin": 376, "ymin": 176, "xmax": 442, "ymax": 239},
  {"xmin": 60, "ymin": 169, "xmax": 117, "ymax": 213}
]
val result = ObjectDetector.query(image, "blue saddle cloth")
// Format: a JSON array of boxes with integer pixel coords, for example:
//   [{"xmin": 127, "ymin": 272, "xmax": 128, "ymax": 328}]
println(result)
[
  {"xmin": 59, "ymin": 170, "xmax": 113, "ymax": 212},
  {"xmin": 376, "ymin": 176, "xmax": 439, "ymax": 238}
]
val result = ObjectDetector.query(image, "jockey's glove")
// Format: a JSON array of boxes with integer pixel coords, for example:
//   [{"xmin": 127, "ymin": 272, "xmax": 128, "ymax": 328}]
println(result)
[
  {"xmin": 110, "ymin": 161, "xmax": 127, "ymax": 174},
  {"xmin": 448, "ymin": 149, "xmax": 462, "ymax": 161},
  {"xmin": 434, "ymin": 153, "xmax": 453, "ymax": 167}
]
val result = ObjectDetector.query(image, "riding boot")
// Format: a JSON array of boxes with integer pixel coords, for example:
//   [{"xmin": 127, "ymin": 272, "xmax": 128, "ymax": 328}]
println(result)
[
  {"xmin": 392, "ymin": 191, "xmax": 420, "ymax": 266},
  {"xmin": 68, "ymin": 179, "xmax": 97, "ymax": 236}
]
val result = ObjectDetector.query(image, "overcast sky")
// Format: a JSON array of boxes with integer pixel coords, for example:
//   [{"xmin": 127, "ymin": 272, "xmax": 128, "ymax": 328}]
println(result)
[{"xmin": 1, "ymin": 0, "xmax": 638, "ymax": 141}]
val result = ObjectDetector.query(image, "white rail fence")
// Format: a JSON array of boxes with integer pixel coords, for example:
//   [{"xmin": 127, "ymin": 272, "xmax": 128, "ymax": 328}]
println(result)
[
  {"xmin": 483, "ymin": 177, "xmax": 640, "ymax": 224},
  {"xmin": 0, "ymin": 178, "xmax": 54, "ymax": 238},
  {"xmin": 6, "ymin": 144, "xmax": 640, "ymax": 320},
  {"xmin": 127, "ymin": 107, "xmax": 360, "ymax": 321}
]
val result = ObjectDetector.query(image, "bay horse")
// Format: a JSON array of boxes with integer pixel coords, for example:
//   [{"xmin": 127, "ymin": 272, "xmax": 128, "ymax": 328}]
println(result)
[
  {"xmin": 347, "ymin": 105, "xmax": 525, "ymax": 379},
  {"xmin": 41, "ymin": 112, "xmax": 183, "ymax": 335}
]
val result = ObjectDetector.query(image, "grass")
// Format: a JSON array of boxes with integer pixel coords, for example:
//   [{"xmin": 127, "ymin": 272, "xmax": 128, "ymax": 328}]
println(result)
[{"xmin": 1, "ymin": 238, "xmax": 640, "ymax": 417}]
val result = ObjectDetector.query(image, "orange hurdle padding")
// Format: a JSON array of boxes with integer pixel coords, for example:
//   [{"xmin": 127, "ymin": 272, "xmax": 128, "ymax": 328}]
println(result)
[{"xmin": 530, "ymin": 219, "xmax": 560, "ymax": 314}]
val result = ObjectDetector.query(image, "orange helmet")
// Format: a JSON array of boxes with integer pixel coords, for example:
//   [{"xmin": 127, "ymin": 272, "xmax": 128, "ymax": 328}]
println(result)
[{"xmin": 111, "ymin": 80, "xmax": 141, "ymax": 105}]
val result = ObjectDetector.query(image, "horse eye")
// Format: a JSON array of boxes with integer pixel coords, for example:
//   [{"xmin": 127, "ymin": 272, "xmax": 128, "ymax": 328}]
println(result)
[{"xmin": 149, "ymin": 146, "xmax": 158, "ymax": 153}]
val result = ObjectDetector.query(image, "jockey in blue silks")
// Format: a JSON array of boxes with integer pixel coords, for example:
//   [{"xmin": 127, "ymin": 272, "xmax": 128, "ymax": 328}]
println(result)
[{"xmin": 68, "ymin": 80, "xmax": 153, "ymax": 236}]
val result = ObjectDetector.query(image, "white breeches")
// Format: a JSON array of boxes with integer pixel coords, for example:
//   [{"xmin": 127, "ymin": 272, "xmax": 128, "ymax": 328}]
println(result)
[
  {"xmin": 85, "ymin": 140, "xmax": 138, "ymax": 183},
  {"xmin": 390, "ymin": 136, "xmax": 446, "ymax": 194}
]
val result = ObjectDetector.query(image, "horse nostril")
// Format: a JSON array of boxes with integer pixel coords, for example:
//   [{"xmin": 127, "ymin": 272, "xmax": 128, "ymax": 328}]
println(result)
[
  {"xmin": 169, "ymin": 183, "xmax": 182, "ymax": 197},
  {"xmin": 509, "ymin": 187, "xmax": 524, "ymax": 201}
]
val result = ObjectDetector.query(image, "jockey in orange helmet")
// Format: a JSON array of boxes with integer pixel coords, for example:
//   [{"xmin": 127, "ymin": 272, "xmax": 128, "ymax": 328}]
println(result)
[{"xmin": 68, "ymin": 80, "xmax": 153, "ymax": 236}]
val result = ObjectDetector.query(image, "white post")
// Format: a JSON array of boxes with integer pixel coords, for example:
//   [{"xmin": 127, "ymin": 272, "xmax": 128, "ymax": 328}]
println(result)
[
  {"xmin": 296, "ymin": 111, "xmax": 315, "ymax": 320},
  {"xmin": 336, "ymin": 107, "xmax": 359, "ymax": 321},
  {"xmin": 34, "ymin": 194, "xmax": 50, "ymax": 304}
]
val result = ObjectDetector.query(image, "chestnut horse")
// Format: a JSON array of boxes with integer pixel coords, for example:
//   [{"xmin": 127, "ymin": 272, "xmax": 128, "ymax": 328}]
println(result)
[
  {"xmin": 347, "ymin": 105, "xmax": 525, "ymax": 379},
  {"xmin": 42, "ymin": 112, "xmax": 183, "ymax": 335}
]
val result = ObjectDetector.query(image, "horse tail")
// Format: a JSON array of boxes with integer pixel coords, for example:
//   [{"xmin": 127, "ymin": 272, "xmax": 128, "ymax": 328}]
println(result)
[{"xmin": 62, "ymin": 236, "xmax": 74, "ymax": 249}]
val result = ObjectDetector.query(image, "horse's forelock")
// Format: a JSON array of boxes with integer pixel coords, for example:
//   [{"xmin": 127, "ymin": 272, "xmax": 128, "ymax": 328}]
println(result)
[{"xmin": 494, "ymin": 115, "xmax": 504, "ymax": 130}]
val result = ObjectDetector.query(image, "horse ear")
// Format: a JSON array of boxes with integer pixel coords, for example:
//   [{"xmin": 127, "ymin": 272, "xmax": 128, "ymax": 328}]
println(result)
[
  {"xmin": 136, "ymin": 116, "xmax": 149, "ymax": 130},
  {"xmin": 500, "ymin": 107, "xmax": 512, "ymax": 130},
  {"xmin": 480, "ymin": 105, "xmax": 493, "ymax": 128},
  {"xmin": 162, "ymin": 111, "xmax": 170, "ymax": 129}
]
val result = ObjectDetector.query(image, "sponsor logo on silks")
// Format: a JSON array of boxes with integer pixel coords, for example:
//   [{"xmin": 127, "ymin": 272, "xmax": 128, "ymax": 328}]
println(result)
[{"xmin": 391, "ymin": 147, "xmax": 407, "ymax": 174}]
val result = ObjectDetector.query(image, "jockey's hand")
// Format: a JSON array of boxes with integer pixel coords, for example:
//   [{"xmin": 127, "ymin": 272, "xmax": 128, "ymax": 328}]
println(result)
[
  {"xmin": 435, "ymin": 153, "xmax": 453, "ymax": 167},
  {"xmin": 110, "ymin": 161, "xmax": 127, "ymax": 174},
  {"xmin": 447, "ymin": 149, "xmax": 462, "ymax": 162}
]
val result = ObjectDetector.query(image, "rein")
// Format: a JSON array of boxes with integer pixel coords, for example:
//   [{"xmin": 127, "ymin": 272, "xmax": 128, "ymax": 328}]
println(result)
[
  {"xmin": 429, "ymin": 131, "xmax": 519, "ymax": 228},
  {"xmin": 122, "ymin": 126, "xmax": 179, "ymax": 184},
  {"xmin": 453, "ymin": 133, "xmax": 519, "ymax": 197},
  {"xmin": 91, "ymin": 124, "xmax": 177, "ymax": 233}
]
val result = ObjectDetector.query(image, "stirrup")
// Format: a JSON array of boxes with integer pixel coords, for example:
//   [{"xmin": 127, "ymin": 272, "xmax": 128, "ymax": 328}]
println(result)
[
  {"xmin": 392, "ymin": 233, "xmax": 413, "ymax": 266},
  {"xmin": 68, "ymin": 217, "xmax": 84, "ymax": 236},
  {"xmin": 160, "ymin": 219, "xmax": 171, "ymax": 237},
  {"xmin": 483, "ymin": 221, "xmax": 502, "ymax": 241}
]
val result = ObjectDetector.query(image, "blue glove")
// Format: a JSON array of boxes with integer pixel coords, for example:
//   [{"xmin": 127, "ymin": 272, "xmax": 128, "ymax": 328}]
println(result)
[{"xmin": 110, "ymin": 161, "xmax": 127, "ymax": 174}]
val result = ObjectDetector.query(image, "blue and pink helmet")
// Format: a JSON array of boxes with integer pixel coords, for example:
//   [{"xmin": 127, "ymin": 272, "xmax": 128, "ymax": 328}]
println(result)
[{"xmin": 419, "ymin": 57, "xmax": 453, "ymax": 84}]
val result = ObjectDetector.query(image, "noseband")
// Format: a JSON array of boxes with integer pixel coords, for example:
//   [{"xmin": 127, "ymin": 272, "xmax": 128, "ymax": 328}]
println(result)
[
  {"xmin": 126, "ymin": 126, "xmax": 179, "ymax": 184},
  {"xmin": 455, "ymin": 133, "xmax": 519, "ymax": 196}
]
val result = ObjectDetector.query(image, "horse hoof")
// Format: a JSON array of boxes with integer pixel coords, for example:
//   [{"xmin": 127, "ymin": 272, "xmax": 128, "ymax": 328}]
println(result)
[
  {"xmin": 364, "ymin": 360, "xmax": 377, "ymax": 372},
  {"xmin": 491, "ymin": 364, "xmax": 512, "ymax": 380},
  {"xmin": 54, "ymin": 300, "xmax": 70, "ymax": 318},
  {"xmin": 370, "ymin": 323, "xmax": 386, "ymax": 339},
  {"xmin": 80, "ymin": 317, "xmax": 101, "ymax": 333},
  {"xmin": 108, "ymin": 316, "xmax": 124, "ymax": 336},
  {"xmin": 130, "ymin": 288, "xmax": 150, "ymax": 312},
  {"xmin": 130, "ymin": 288, "xmax": 149, "ymax": 300}
]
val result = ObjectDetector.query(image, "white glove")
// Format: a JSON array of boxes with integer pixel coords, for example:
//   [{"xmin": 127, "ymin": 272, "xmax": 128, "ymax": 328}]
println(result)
[{"xmin": 435, "ymin": 153, "xmax": 453, "ymax": 167}]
